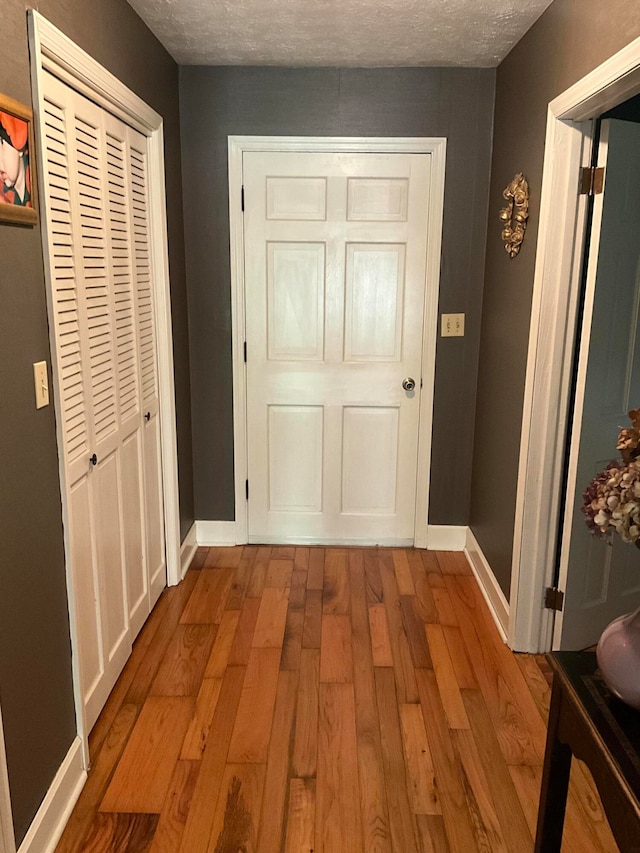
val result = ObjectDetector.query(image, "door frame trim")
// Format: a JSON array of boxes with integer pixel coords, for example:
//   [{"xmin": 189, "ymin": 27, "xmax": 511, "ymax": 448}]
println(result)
[
  {"xmin": 228, "ymin": 135, "xmax": 447, "ymax": 547},
  {"xmin": 28, "ymin": 11, "xmax": 181, "ymax": 763},
  {"xmin": 511, "ymin": 34, "xmax": 640, "ymax": 652}
]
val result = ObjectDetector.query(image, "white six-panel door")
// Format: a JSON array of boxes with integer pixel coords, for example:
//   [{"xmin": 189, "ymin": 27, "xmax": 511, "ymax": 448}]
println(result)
[
  {"xmin": 41, "ymin": 70, "xmax": 165, "ymax": 731},
  {"xmin": 244, "ymin": 151, "xmax": 432, "ymax": 545}
]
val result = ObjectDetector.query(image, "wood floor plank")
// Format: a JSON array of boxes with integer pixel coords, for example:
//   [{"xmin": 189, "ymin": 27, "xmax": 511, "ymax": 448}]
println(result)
[
  {"xmin": 225, "ymin": 546, "xmax": 257, "ymax": 610},
  {"xmin": 425, "ymin": 624, "xmax": 469, "ymax": 729},
  {"xmin": 451, "ymin": 728, "xmax": 509, "ymax": 853},
  {"xmin": 407, "ymin": 551, "xmax": 438, "ymax": 624},
  {"xmin": 189, "ymin": 547, "xmax": 209, "ymax": 571},
  {"xmin": 214, "ymin": 546, "xmax": 244, "ymax": 569},
  {"xmin": 265, "ymin": 558, "xmax": 294, "ymax": 588},
  {"xmin": 415, "ymin": 815, "xmax": 451, "ymax": 853},
  {"xmin": 363, "ymin": 549, "xmax": 384, "ymax": 604},
  {"xmin": 180, "ymin": 677, "xmax": 223, "ymax": 760},
  {"xmin": 442, "ymin": 624, "xmax": 478, "ymax": 689},
  {"xmin": 420, "ymin": 549, "xmax": 442, "ymax": 574},
  {"xmin": 428, "ymin": 575, "xmax": 459, "ymax": 627},
  {"xmin": 257, "ymin": 670, "xmax": 299, "ymax": 853},
  {"xmin": 228, "ymin": 597, "xmax": 261, "ymax": 665},
  {"xmin": 289, "ymin": 566, "xmax": 308, "ymax": 610},
  {"xmin": 206, "ymin": 764, "xmax": 266, "ymax": 853},
  {"xmin": 379, "ymin": 553, "xmax": 419, "ymax": 703},
  {"xmin": 446, "ymin": 576, "xmax": 546, "ymax": 765},
  {"xmin": 281, "ymin": 608, "xmax": 304, "ymax": 670},
  {"xmin": 80, "ymin": 813, "xmax": 159, "ymax": 853},
  {"xmin": 320, "ymin": 614, "xmax": 353, "ymax": 682},
  {"xmin": 460, "ymin": 688, "xmax": 533, "ymax": 852},
  {"xmin": 56, "ymin": 704, "xmax": 139, "ymax": 853},
  {"xmin": 120, "ymin": 572, "xmax": 200, "ymax": 708},
  {"xmin": 436, "ymin": 551, "xmax": 471, "ymax": 576},
  {"xmin": 399, "ymin": 704, "xmax": 441, "ymax": 816},
  {"xmin": 292, "ymin": 648, "xmax": 319, "ymax": 778},
  {"xmin": 415, "ymin": 669, "xmax": 480, "ymax": 853},
  {"xmin": 374, "ymin": 668, "xmax": 419, "ymax": 853},
  {"xmin": 101, "ymin": 697, "xmax": 195, "ymax": 814},
  {"xmin": 393, "ymin": 549, "xmax": 416, "ymax": 595},
  {"xmin": 306, "ymin": 547, "xmax": 325, "ymax": 590},
  {"xmin": 227, "ymin": 648, "xmax": 282, "ymax": 763},
  {"xmin": 515, "ymin": 653, "xmax": 551, "ymax": 722},
  {"xmin": 178, "ymin": 666, "xmax": 246, "ymax": 853},
  {"xmin": 302, "ymin": 589, "xmax": 322, "ymax": 649},
  {"xmin": 285, "ymin": 779, "xmax": 315, "ymax": 853},
  {"xmin": 272, "ymin": 546, "xmax": 296, "ymax": 559},
  {"xmin": 368, "ymin": 604, "xmax": 394, "ymax": 667},
  {"xmin": 180, "ymin": 569, "xmax": 234, "ymax": 624},
  {"xmin": 252, "ymin": 587, "xmax": 290, "ymax": 648},
  {"xmin": 246, "ymin": 546, "xmax": 272, "ymax": 598},
  {"xmin": 294, "ymin": 547, "xmax": 310, "ymax": 572},
  {"xmin": 150, "ymin": 623, "xmax": 217, "ymax": 697},
  {"xmin": 323, "ymin": 548, "xmax": 350, "ymax": 614},
  {"xmin": 349, "ymin": 551, "xmax": 392, "ymax": 853},
  {"xmin": 400, "ymin": 596, "xmax": 433, "ymax": 668},
  {"xmin": 317, "ymin": 683, "xmax": 363, "ymax": 853},
  {"xmin": 148, "ymin": 760, "xmax": 200, "ymax": 853},
  {"xmin": 204, "ymin": 609, "xmax": 241, "ymax": 678}
]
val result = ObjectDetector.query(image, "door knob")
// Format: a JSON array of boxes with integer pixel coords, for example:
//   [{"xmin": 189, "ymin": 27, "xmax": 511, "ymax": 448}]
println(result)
[
  {"xmin": 402, "ymin": 377, "xmax": 416, "ymax": 392},
  {"xmin": 145, "ymin": 412, "xmax": 151, "ymax": 422},
  {"xmin": 89, "ymin": 453, "xmax": 98, "ymax": 466}
]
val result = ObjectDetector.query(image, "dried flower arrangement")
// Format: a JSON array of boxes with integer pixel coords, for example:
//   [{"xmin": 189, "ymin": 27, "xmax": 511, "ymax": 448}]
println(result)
[{"xmin": 583, "ymin": 409, "xmax": 640, "ymax": 547}]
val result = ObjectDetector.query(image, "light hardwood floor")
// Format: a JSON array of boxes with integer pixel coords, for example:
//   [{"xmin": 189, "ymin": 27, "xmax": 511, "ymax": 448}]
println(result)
[{"xmin": 55, "ymin": 547, "xmax": 617, "ymax": 852}]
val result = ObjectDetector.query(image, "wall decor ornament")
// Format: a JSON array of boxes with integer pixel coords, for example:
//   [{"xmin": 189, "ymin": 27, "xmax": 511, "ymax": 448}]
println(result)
[
  {"xmin": 0, "ymin": 93, "xmax": 38, "ymax": 225},
  {"xmin": 499, "ymin": 172, "xmax": 528, "ymax": 258}
]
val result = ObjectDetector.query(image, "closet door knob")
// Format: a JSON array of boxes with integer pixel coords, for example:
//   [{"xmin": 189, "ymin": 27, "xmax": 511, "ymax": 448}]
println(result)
[
  {"xmin": 144, "ymin": 412, "xmax": 151, "ymax": 422},
  {"xmin": 89, "ymin": 453, "xmax": 98, "ymax": 466}
]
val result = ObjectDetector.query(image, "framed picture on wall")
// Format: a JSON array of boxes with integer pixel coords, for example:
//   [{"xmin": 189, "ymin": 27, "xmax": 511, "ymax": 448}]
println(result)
[{"xmin": 0, "ymin": 94, "xmax": 38, "ymax": 225}]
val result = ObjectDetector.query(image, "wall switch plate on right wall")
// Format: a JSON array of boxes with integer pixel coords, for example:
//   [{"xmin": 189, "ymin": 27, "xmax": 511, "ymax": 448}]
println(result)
[{"xmin": 441, "ymin": 313, "xmax": 465, "ymax": 337}]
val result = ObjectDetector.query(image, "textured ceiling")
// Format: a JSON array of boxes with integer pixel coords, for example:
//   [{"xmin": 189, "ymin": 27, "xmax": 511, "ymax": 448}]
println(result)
[{"xmin": 126, "ymin": 0, "xmax": 554, "ymax": 67}]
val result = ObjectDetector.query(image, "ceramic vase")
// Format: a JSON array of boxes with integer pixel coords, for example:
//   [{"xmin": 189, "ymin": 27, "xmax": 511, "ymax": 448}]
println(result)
[{"xmin": 596, "ymin": 605, "xmax": 640, "ymax": 710}]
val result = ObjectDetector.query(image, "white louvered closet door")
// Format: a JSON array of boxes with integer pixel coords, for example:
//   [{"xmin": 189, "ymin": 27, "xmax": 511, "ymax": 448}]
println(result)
[{"xmin": 41, "ymin": 71, "xmax": 165, "ymax": 731}]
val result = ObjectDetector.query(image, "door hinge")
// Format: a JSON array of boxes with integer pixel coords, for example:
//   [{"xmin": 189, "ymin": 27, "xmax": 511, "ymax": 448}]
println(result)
[
  {"xmin": 245, "ymin": 479, "xmax": 249, "ymax": 500},
  {"xmin": 241, "ymin": 185, "xmax": 245, "ymax": 211},
  {"xmin": 579, "ymin": 166, "xmax": 605, "ymax": 196},
  {"xmin": 243, "ymin": 341, "xmax": 247, "ymax": 363},
  {"xmin": 544, "ymin": 587, "xmax": 565, "ymax": 611}
]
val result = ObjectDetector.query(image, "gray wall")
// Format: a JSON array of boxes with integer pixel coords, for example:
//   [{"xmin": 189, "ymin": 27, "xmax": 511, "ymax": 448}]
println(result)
[
  {"xmin": 1, "ymin": 0, "xmax": 192, "ymax": 843},
  {"xmin": 470, "ymin": 0, "xmax": 640, "ymax": 597},
  {"xmin": 180, "ymin": 66, "xmax": 496, "ymax": 525}
]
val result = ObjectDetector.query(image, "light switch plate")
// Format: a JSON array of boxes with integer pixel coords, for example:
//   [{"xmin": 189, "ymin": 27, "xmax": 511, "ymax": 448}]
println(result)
[
  {"xmin": 33, "ymin": 361, "xmax": 50, "ymax": 409},
  {"xmin": 441, "ymin": 313, "xmax": 465, "ymax": 337}
]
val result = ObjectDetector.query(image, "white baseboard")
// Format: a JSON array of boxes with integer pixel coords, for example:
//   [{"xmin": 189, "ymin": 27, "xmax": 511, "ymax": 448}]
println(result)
[
  {"xmin": 180, "ymin": 523, "xmax": 198, "ymax": 579},
  {"xmin": 248, "ymin": 536, "xmax": 413, "ymax": 547},
  {"xmin": 426, "ymin": 525, "xmax": 467, "ymax": 551},
  {"xmin": 464, "ymin": 528, "xmax": 510, "ymax": 643},
  {"xmin": 196, "ymin": 520, "xmax": 239, "ymax": 547},
  {"xmin": 17, "ymin": 737, "xmax": 86, "ymax": 853}
]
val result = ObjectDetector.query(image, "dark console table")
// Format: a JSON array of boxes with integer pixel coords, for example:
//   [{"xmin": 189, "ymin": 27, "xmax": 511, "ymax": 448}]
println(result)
[{"xmin": 535, "ymin": 651, "xmax": 640, "ymax": 851}]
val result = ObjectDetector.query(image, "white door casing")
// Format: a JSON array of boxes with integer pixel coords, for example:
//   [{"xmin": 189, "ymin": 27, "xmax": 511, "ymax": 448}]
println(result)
[
  {"xmin": 244, "ymin": 150, "xmax": 432, "ymax": 545},
  {"xmin": 511, "ymin": 34, "xmax": 640, "ymax": 652},
  {"xmin": 29, "ymin": 11, "xmax": 180, "ymax": 760},
  {"xmin": 555, "ymin": 119, "xmax": 640, "ymax": 649},
  {"xmin": 229, "ymin": 137, "xmax": 447, "ymax": 549}
]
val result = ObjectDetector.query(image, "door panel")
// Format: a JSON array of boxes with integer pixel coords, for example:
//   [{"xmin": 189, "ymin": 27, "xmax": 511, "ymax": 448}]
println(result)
[
  {"xmin": 558, "ymin": 119, "xmax": 640, "ymax": 649},
  {"xmin": 244, "ymin": 150, "xmax": 431, "ymax": 544},
  {"xmin": 41, "ymin": 71, "xmax": 166, "ymax": 731}
]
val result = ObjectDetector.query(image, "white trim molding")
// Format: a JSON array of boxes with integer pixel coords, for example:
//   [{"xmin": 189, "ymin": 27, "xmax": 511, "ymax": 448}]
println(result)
[
  {"xmin": 17, "ymin": 738, "xmax": 85, "ymax": 853},
  {"xmin": 196, "ymin": 521, "xmax": 239, "ymax": 547},
  {"xmin": 180, "ymin": 524, "xmax": 198, "ymax": 578},
  {"xmin": 511, "ymin": 34, "xmax": 640, "ymax": 652},
  {"xmin": 0, "ymin": 706, "xmax": 15, "ymax": 853},
  {"xmin": 228, "ymin": 136, "xmax": 446, "ymax": 550},
  {"xmin": 465, "ymin": 529, "xmax": 509, "ymax": 642},
  {"xmin": 426, "ymin": 525, "xmax": 467, "ymax": 551}
]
